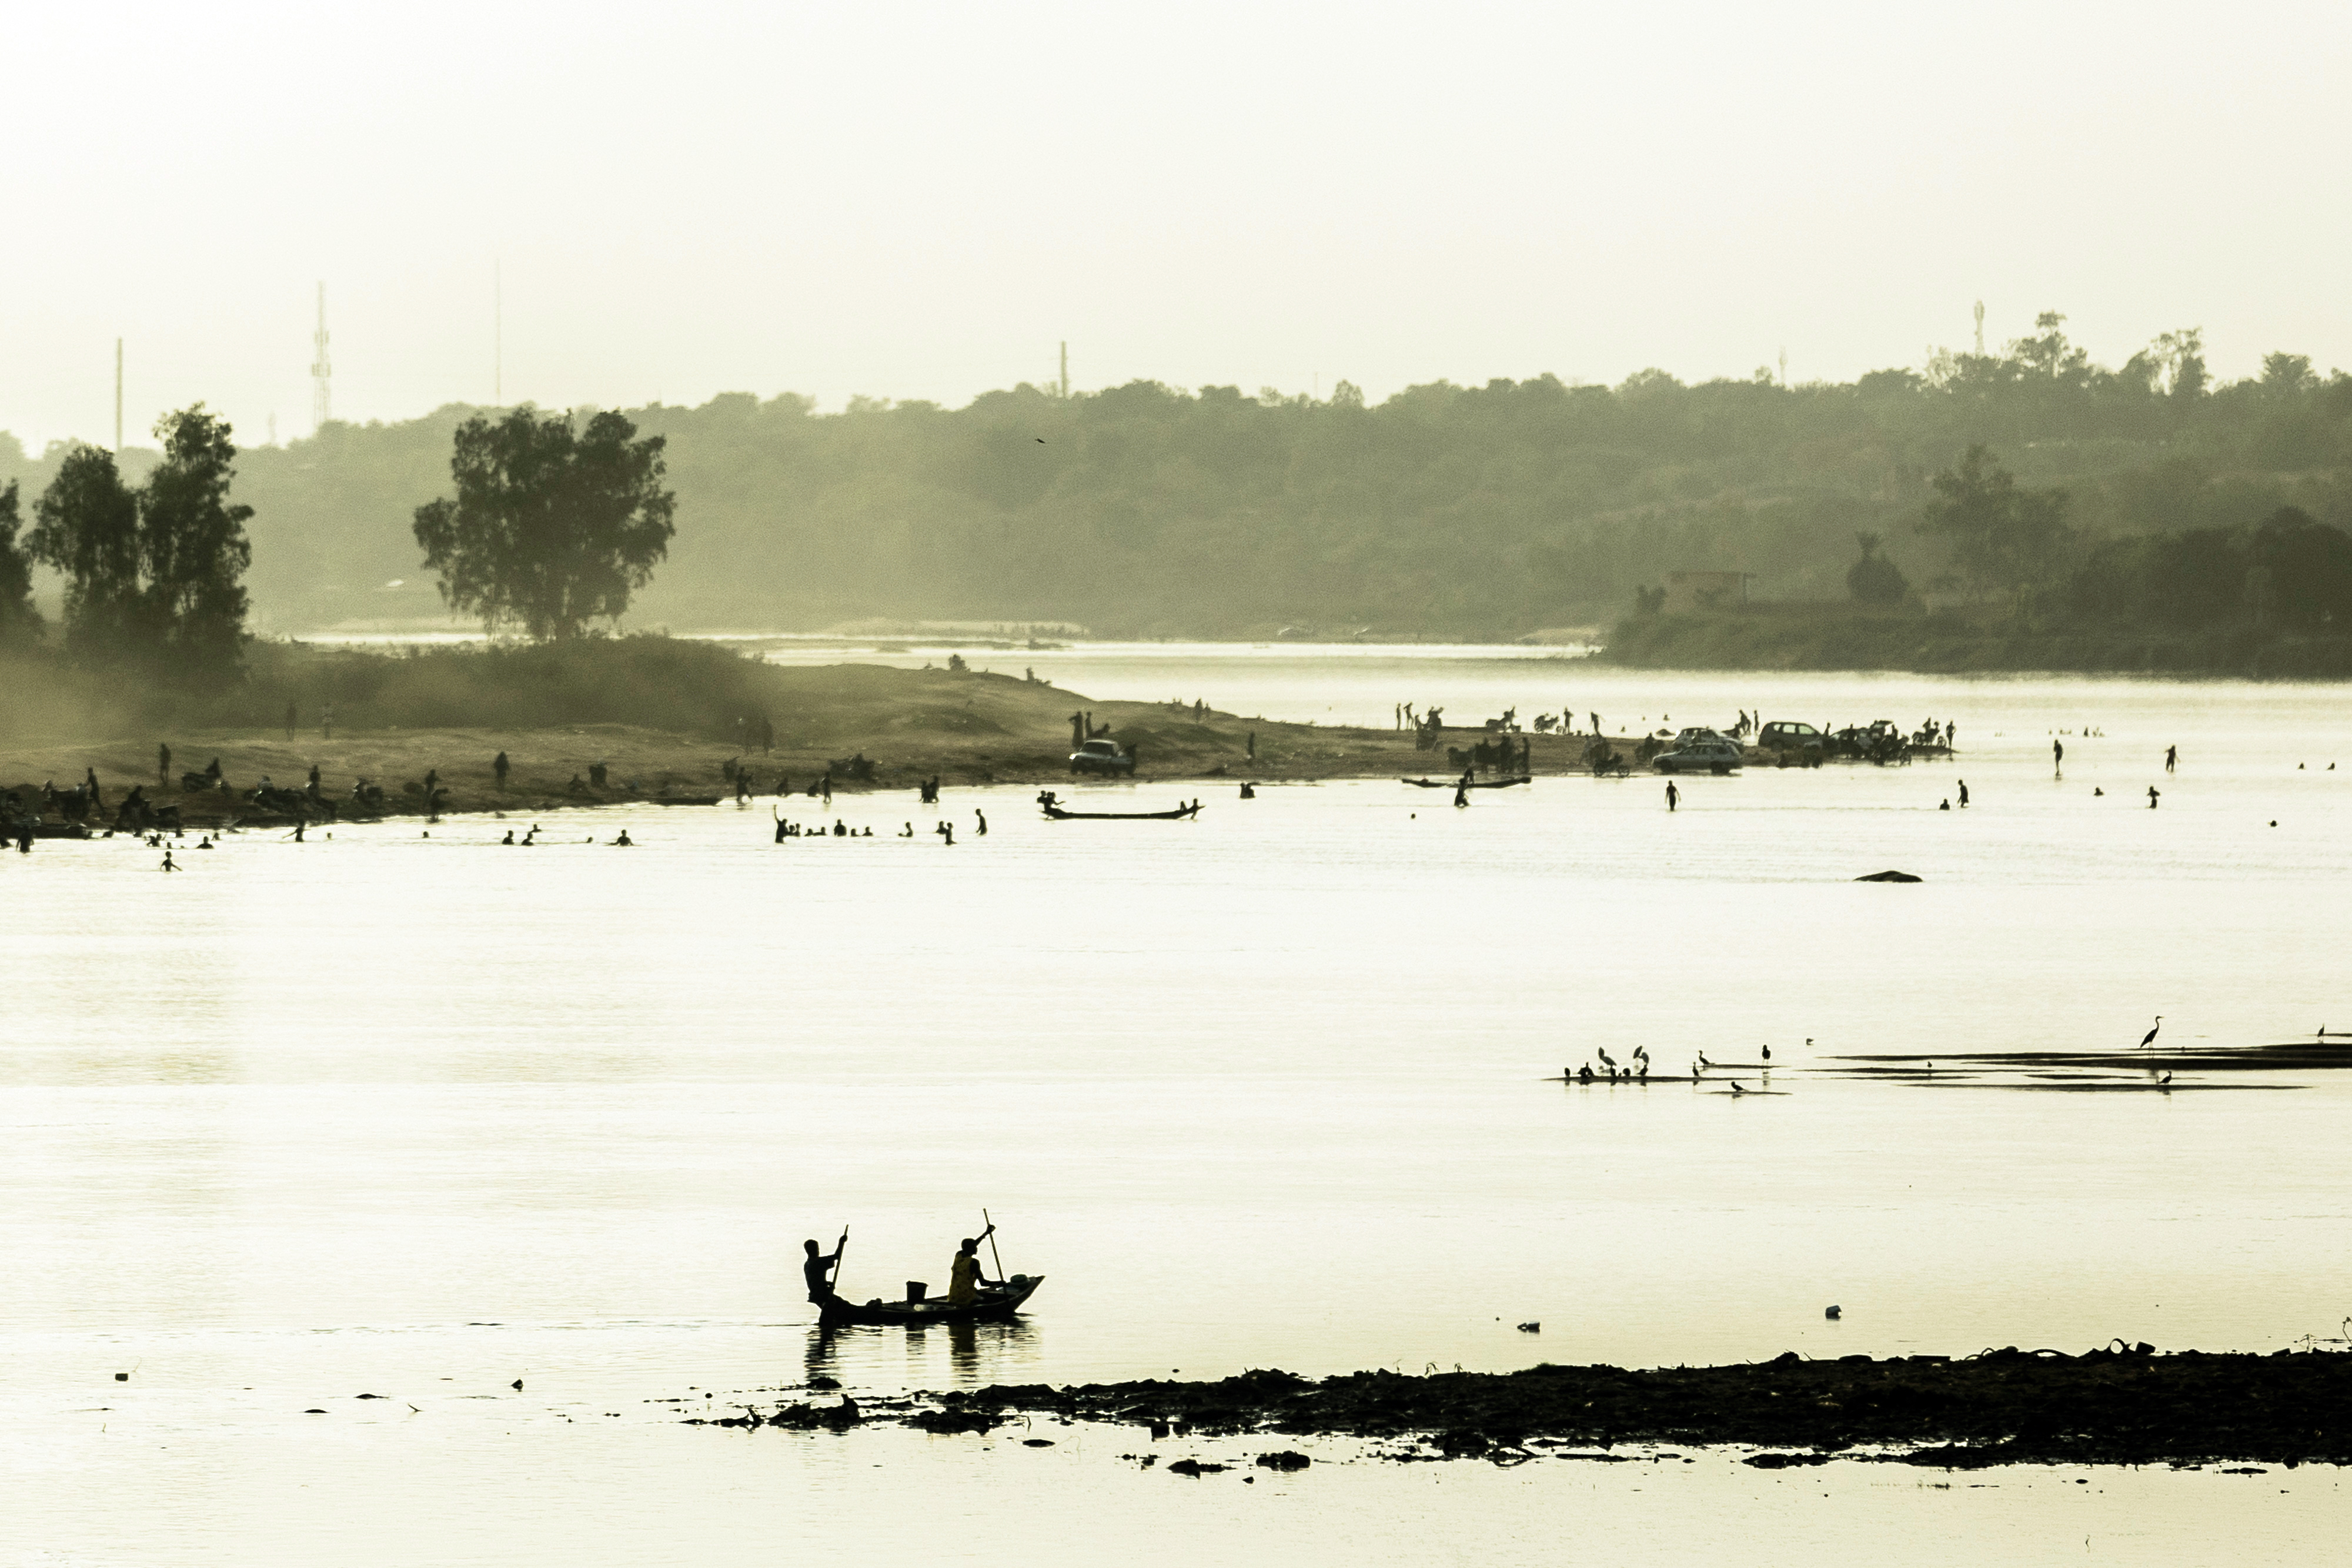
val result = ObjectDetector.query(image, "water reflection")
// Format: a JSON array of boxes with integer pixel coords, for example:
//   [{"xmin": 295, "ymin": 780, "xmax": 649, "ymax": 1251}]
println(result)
[{"xmin": 803, "ymin": 1318, "xmax": 1043, "ymax": 1389}]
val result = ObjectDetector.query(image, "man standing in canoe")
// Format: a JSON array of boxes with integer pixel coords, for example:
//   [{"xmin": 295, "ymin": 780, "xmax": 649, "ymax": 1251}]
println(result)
[
  {"xmin": 947, "ymin": 1225, "xmax": 1000, "ymax": 1307},
  {"xmin": 804, "ymin": 1232, "xmax": 847, "ymax": 1304}
]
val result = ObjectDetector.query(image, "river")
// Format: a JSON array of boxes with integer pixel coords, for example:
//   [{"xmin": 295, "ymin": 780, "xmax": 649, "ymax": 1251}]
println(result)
[{"xmin": 5, "ymin": 648, "xmax": 2348, "ymax": 1564}]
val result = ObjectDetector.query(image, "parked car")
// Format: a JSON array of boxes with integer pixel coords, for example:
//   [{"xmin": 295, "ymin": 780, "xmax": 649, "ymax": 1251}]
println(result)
[
  {"xmin": 1068, "ymin": 738, "xmax": 1135, "ymax": 776},
  {"xmin": 1758, "ymin": 720, "xmax": 1825, "ymax": 755},
  {"xmin": 1653, "ymin": 734, "xmax": 1744, "ymax": 775}
]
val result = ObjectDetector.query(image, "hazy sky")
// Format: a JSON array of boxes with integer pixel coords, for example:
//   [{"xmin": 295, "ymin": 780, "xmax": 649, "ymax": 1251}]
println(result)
[{"xmin": 6, "ymin": 1, "xmax": 2347, "ymax": 449}]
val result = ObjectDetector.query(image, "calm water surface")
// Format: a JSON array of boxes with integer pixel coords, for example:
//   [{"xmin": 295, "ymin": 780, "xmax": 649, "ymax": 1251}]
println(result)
[{"xmin": 6, "ymin": 654, "xmax": 2350, "ymax": 1564}]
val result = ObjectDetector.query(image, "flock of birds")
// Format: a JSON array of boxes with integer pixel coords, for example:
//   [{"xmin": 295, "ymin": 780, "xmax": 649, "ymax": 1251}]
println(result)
[{"xmin": 1566, "ymin": 1038, "xmax": 1813, "ymax": 1095}]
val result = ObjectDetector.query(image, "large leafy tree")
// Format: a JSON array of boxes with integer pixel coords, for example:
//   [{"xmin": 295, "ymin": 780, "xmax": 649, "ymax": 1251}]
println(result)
[
  {"xmin": 28, "ymin": 409, "xmax": 254, "ymax": 673},
  {"xmin": 140, "ymin": 406, "xmax": 255, "ymax": 674},
  {"xmin": 1916, "ymin": 445, "xmax": 2073, "ymax": 604},
  {"xmin": 412, "ymin": 408, "xmax": 677, "ymax": 640},
  {"xmin": 28, "ymin": 444, "xmax": 143, "ymax": 656},
  {"xmin": 0, "ymin": 481, "xmax": 44, "ymax": 644}
]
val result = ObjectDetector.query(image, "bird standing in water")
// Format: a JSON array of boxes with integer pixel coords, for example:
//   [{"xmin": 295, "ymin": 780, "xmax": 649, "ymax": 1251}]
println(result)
[
  {"xmin": 2138, "ymin": 1015, "xmax": 2163, "ymax": 1049},
  {"xmin": 1729, "ymin": 1081, "xmax": 1748, "ymax": 1096}
]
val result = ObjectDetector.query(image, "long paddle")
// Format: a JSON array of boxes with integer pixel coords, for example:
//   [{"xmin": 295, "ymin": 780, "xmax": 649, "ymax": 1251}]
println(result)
[
  {"xmin": 982, "ymin": 1208, "xmax": 1005, "ymax": 1283},
  {"xmin": 833, "ymin": 1225, "xmax": 849, "ymax": 1298}
]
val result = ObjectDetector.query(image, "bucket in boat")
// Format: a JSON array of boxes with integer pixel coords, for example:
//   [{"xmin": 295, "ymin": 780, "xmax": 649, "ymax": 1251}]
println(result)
[{"xmin": 906, "ymin": 1281, "xmax": 929, "ymax": 1303}]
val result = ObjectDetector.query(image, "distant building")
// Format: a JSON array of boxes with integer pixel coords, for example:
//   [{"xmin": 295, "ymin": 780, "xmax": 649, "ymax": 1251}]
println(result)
[{"xmin": 1663, "ymin": 571, "xmax": 1756, "ymax": 614}]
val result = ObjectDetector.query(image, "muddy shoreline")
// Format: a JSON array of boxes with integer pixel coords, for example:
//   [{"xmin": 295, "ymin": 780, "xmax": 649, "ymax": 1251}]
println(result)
[{"xmin": 691, "ymin": 1348, "xmax": 2352, "ymax": 1469}]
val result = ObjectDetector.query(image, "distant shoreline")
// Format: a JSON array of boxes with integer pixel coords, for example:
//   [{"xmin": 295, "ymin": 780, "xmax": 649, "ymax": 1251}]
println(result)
[{"xmin": 1599, "ymin": 611, "xmax": 2352, "ymax": 680}]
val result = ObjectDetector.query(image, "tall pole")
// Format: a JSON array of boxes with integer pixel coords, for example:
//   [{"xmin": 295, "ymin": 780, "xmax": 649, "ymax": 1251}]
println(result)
[
  {"xmin": 310, "ymin": 282, "xmax": 332, "ymax": 432},
  {"xmin": 1973, "ymin": 300, "xmax": 1985, "ymax": 357},
  {"xmin": 114, "ymin": 339, "xmax": 123, "ymax": 454},
  {"xmin": 1058, "ymin": 340, "xmax": 1068, "ymax": 400},
  {"xmin": 495, "ymin": 259, "xmax": 503, "ymax": 404}
]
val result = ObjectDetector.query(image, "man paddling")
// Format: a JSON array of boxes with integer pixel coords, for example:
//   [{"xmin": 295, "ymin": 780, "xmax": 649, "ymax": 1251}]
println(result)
[
  {"xmin": 804, "ymin": 1232, "xmax": 848, "ymax": 1304},
  {"xmin": 946, "ymin": 1226, "xmax": 1000, "ymax": 1307}
]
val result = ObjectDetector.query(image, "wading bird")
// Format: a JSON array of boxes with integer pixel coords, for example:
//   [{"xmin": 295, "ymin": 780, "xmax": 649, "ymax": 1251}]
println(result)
[
  {"xmin": 2138, "ymin": 1015, "xmax": 2163, "ymax": 1049},
  {"xmin": 1729, "ymin": 1081, "xmax": 1747, "ymax": 1096}
]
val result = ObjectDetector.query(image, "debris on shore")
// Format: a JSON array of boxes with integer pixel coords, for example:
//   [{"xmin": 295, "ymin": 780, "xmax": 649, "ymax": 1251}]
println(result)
[{"xmin": 686, "ymin": 1347, "xmax": 2352, "ymax": 1469}]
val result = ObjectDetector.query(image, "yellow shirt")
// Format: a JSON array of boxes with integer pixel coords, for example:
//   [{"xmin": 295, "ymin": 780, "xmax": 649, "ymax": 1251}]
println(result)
[{"xmin": 947, "ymin": 1251, "xmax": 983, "ymax": 1306}]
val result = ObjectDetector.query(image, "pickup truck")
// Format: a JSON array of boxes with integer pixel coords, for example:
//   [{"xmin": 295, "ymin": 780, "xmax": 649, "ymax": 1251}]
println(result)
[{"xmin": 1068, "ymin": 738, "xmax": 1135, "ymax": 776}]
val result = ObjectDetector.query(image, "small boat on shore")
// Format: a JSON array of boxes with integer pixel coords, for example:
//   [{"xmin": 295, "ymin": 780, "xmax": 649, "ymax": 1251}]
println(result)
[
  {"xmin": 819, "ymin": 1274, "xmax": 1045, "ymax": 1328},
  {"xmin": 1401, "ymin": 775, "xmax": 1531, "ymax": 790}
]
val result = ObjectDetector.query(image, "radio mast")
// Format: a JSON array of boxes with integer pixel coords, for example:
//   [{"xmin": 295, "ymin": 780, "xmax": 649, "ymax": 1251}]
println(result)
[
  {"xmin": 1973, "ymin": 300, "xmax": 1985, "ymax": 357},
  {"xmin": 1058, "ymin": 340, "xmax": 1068, "ymax": 400},
  {"xmin": 310, "ymin": 282, "xmax": 333, "ymax": 430},
  {"xmin": 114, "ymin": 339, "xmax": 123, "ymax": 453}
]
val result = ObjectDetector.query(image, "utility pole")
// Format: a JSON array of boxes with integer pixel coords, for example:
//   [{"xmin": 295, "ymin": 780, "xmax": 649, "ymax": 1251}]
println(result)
[
  {"xmin": 1973, "ymin": 300, "xmax": 1985, "ymax": 357},
  {"xmin": 1777, "ymin": 347, "xmax": 1787, "ymax": 387},
  {"xmin": 310, "ymin": 282, "xmax": 333, "ymax": 431},
  {"xmin": 114, "ymin": 339, "xmax": 123, "ymax": 454},
  {"xmin": 1058, "ymin": 340, "xmax": 1068, "ymax": 400},
  {"xmin": 495, "ymin": 259, "xmax": 503, "ymax": 404}
]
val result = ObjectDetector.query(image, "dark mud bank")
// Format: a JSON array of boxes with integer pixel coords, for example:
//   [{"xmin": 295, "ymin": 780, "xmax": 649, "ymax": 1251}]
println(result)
[{"xmin": 696, "ymin": 1347, "xmax": 2352, "ymax": 1467}]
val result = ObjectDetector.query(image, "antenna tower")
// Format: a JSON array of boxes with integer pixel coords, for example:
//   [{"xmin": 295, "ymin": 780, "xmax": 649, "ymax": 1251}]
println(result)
[
  {"xmin": 1058, "ymin": 340, "xmax": 1068, "ymax": 400},
  {"xmin": 1973, "ymin": 300, "xmax": 1985, "ymax": 357},
  {"xmin": 310, "ymin": 282, "xmax": 333, "ymax": 430},
  {"xmin": 495, "ymin": 259, "xmax": 503, "ymax": 404},
  {"xmin": 114, "ymin": 339, "xmax": 123, "ymax": 453}
]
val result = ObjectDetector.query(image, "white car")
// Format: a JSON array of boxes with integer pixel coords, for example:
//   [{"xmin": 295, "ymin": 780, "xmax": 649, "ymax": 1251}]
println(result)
[{"xmin": 1653, "ymin": 737, "xmax": 1743, "ymax": 775}]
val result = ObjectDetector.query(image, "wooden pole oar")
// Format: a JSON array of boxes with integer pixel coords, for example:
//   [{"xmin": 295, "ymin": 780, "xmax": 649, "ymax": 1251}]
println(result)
[
  {"xmin": 833, "ymin": 1224, "xmax": 849, "ymax": 1297},
  {"xmin": 982, "ymin": 1209, "xmax": 1005, "ymax": 1282}
]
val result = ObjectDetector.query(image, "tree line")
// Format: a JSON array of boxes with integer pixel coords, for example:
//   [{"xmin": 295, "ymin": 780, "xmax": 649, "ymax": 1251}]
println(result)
[
  {"xmin": 2, "ymin": 406, "xmax": 677, "ymax": 674},
  {"xmin": 4, "ymin": 308, "xmax": 2350, "ymax": 649}
]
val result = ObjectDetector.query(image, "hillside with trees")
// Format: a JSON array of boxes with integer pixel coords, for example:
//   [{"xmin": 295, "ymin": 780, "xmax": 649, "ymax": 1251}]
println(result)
[{"xmin": 4, "ymin": 314, "xmax": 2348, "ymax": 650}]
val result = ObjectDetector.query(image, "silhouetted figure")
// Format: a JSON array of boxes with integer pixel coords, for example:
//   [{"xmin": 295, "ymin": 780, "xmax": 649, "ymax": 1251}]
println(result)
[
  {"xmin": 821, "ymin": 776, "xmax": 833, "ymax": 806},
  {"xmin": 804, "ymin": 1235, "xmax": 846, "ymax": 1303},
  {"xmin": 161, "ymin": 850, "xmax": 177, "ymax": 871},
  {"xmin": 1454, "ymin": 783, "xmax": 1469, "ymax": 808},
  {"xmin": 612, "ymin": 830, "xmax": 633, "ymax": 845},
  {"xmin": 2165, "ymin": 744, "xmax": 2177, "ymax": 774},
  {"xmin": 1939, "ymin": 798, "xmax": 1950, "ymax": 810},
  {"xmin": 900, "ymin": 822, "xmax": 914, "ymax": 837},
  {"xmin": 494, "ymin": 752, "xmax": 510, "ymax": 790},
  {"xmin": 502, "ymin": 830, "xmax": 515, "ymax": 844},
  {"xmin": 1239, "ymin": 782, "xmax": 1255, "ymax": 798},
  {"xmin": 589, "ymin": 761, "xmax": 608, "ymax": 788},
  {"xmin": 308, "ymin": 763, "xmax": 322, "ymax": 797},
  {"xmin": 974, "ymin": 808, "xmax": 987, "ymax": 836},
  {"xmin": 1070, "ymin": 711, "xmax": 1085, "ymax": 749},
  {"xmin": 1247, "ymin": 731, "xmax": 1256, "ymax": 760},
  {"xmin": 2147, "ymin": 785, "xmax": 2160, "ymax": 809},
  {"xmin": 759, "ymin": 717, "xmax": 774, "ymax": 755},
  {"xmin": 833, "ymin": 819, "xmax": 848, "ymax": 837},
  {"xmin": 158, "ymin": 743, "xmax": 171, "ymax": 785},
  {"xmin": 937, "ymin": 820, "xmax": 955, "ymax": 845},
  {"xmin": 283, "ymin": 701, "xmax": 296, "ymax": 740},
  {"xmin": 1957, "ymin": 780, "xmax": 1969, "ymax": 807},
  {"xmin": 320, "ymin": 703, "xmax": 333, "ymax": 740},
  {"xmin": 773, "ymin": 815, "xmax": 787, "ymax": 843},
  {"xmin": 1665, "ymin": 781, "xmax": 1679, "ymax": 812},
  {"xmin": 2053, "ymin": 738, "xmax": 2063, "ymax": 774}
]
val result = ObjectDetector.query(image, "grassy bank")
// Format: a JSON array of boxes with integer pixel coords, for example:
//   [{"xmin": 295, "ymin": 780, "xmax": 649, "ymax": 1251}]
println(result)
[
  {"xmin": 1601, "ymin": 607, "xmax": 2352, "ymax": 677},
  {"xmin": 2, "ymin": 636, "xmax": 1609, "ymax": 824}
]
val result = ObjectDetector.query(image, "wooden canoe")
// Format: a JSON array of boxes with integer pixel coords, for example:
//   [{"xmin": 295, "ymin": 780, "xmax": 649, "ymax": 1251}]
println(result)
[
  {"xmin": 817, "ymin": 1274, "xmax": 1045, "ymax": 1327},
  {"xmin": 1041, "ymin": 803, "xmax": 1201, "ymax": 820},
  {"xmin": 1401, "ymin": 776, "xmax": 1532, "ymax": 790}
]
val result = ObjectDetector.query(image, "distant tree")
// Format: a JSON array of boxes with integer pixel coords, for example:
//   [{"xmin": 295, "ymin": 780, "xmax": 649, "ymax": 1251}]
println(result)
[
  {"xmin": 1916, "ymin": 445, "xmax": 2073, "ymax": 604},
  {"xmin": 412, "ymin": 408, "xmax": 677, "ymax": 640},
  {"xmin": 28, "ymin": 444, "xmax": 142, "ymax": 656},
  {"xmin": 139, "ymin": 405, "xmax": 255, "ymax": 675},
  {"xmin": 1634, "ymin": 584, "xmax": 1667, "ymax": 614},
  {"xmin": 2260, "ymin": 353, "xmax": 2318, "ymax": 397},
  {"xmin": 2251, "ymin": 506, "xmax": 2352, "ymax": 624},
  {"xmin": 2149, "ymin": 327, "xmax": 2207, "ymax": 401},
  {"xmin": 1845, "ymin": 531, "xmax": 1910, "ymax": 606},
  {"xmin": 0, "ymin": 481, "xmax": 43, "ymax": 643}
]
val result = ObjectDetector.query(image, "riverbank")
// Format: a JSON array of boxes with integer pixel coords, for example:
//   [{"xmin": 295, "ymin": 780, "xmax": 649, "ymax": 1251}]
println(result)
[
  {"xmin": 1601, "ymin": 609, "xmax": 2352, "ymax": 678},
  {"xmin": 1, "ymin": 658, "xmax": 1622, "ymax": 827},
  {"xmin": 693, "ymin": 1346, "xmax": 2351, "ymax": 1469}
]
